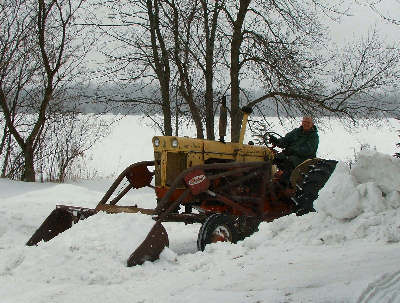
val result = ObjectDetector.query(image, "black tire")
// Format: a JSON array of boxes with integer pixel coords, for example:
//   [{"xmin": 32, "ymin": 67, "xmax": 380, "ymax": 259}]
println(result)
[
  {"xmin": 197, "ymin": 214, "xmax": 239, "ymax": 251},
  {"xmin": 292, "ymin": 159, "xmax": 337, "ymax": 215},
  {"xmin": 236, "ymin": 216, "xmax": 261, "ymax": 241}
]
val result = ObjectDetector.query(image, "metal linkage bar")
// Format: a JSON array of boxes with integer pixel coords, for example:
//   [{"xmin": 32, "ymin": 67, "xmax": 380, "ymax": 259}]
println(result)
[
  {"xmin": 155, "ymin": 161, "xmax": 270, "ymax": 214},
  {"xmin": 96, "ymin": 161, "xmax": 154, "ymax": 207}
]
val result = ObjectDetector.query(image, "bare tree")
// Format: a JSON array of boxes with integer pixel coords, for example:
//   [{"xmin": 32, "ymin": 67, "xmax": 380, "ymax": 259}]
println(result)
[
  {"xmin": 362, "ymin": 0, "xmax": 400, "ymax": 25},
  {"xmin": 158, "ymin": 0, "xmax": 224, "ymax": 139},
  {"xmin": 0, "ymin": 115, "xmax": 24, "ymax": 178},
  {"xmin": 165, "ymin": 0, "xmax": 205, "ymax": 138},
  {"xmin": 90, "ymin": 0, "xmax": 228, "ymax": 139},
  {"xmin": 200, "ymin": 0, "xmax": 225, "ymax": 140},
  {"xmin": 361, "ymin": 1, "xmax": 400, "ymax": 157},
  {"xmin": 89, "ymin": 0, "xmax": 399, "ymax": 144},
  {"xmin": 90, "ymin": 0, "xmax": 174, "ymax": 136},
  {"xmin": 0, "ymin": 0, "xmax": 89, "ymax": 181},
  {"xmin": 36, "ymin": 111, "xmax": 111, "ymax": 182},
  {"xmin": 223, "ymin": 0, "xmax": 334, "ymax": 141},
  {"xmin": 145, "ymin": 0, "xmax": 174, "ymax": 136},
  {"xmin": 225, "ymin": 0, "xmax": 251, "ymax": 142},
  {"xmin": 222, "ymin": 1, "xmax": 399, "ymax": 141},
  {"xmin": 156, "ymin": 0, "xmax": 227, "ymax": 139}
]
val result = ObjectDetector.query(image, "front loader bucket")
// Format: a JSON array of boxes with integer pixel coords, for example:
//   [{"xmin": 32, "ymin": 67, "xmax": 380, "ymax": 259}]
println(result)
[
  {"xmin": 126, "ymin": 187, "xmax": 192, "ymax": 267},
  {"xmin": 126, "ymin": 221, "xmax": 169, "ymax": 267},
  {"xmin": 26, "ymin": 205, "xmax": 96, "ymax": 246},
  {"xmin": 26, "ymin": 161, "xmax": 155, "ymax": 247}
]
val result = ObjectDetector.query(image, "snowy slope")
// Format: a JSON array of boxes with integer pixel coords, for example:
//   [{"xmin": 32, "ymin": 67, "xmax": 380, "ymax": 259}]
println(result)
[{"xmin": 0, "ymin": 116, "xmax": 399, "ymax": 303}]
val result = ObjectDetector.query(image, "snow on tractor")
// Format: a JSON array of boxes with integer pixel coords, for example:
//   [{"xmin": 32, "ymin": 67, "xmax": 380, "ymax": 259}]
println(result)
[{"xmin": 26, "ymin": 107, "xmax": 337, "ymax": 266}]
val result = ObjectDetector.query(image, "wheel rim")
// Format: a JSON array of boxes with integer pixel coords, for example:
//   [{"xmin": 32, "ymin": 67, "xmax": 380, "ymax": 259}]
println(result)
[{"xmin": 210, "ymin": 225, "xmax": 232, "ymax": 243}]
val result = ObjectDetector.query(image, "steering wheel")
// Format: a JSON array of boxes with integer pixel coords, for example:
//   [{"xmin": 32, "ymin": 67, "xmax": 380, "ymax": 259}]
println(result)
[{"xmin": 263, "ymin": 131, "xmax": 283, "ymax": 147}]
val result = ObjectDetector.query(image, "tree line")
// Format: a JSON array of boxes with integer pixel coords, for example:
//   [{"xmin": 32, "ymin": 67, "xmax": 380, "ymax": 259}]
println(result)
[
  {"xmin": 93, "ymin": 0, "xmax": 400, "ymax": 138},
  {"xmin": 1, "ymin": 0, "xmax": 399, "ymax": 182}
]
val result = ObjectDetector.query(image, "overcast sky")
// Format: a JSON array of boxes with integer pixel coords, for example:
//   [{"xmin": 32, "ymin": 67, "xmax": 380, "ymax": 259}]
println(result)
[{"xmin": 330, "ymin": 0, "xmax": 400, "ymax": 44}]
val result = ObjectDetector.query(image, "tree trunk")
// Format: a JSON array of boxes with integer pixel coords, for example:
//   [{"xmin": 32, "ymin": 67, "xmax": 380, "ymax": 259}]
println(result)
[
  {"xmin": 0, "ymin": 126, "xmax": 7, "ymax": 156},
  {"xmin": 161, "ymin": 85, "xmax": 173, "ymax": 136},
  {"xmin": 1, "ymin": 131, "xmax": 12, "ymax": 178},
  {"xmin": 230, "ymin": 0, "xmax": 250, "ymax": 142},
  {"xmin": 230, "ymin": 36, "xmax": 241, "ymax": 142},
  {"xmin": 204, "ymin": 72, "xmax": 215, "ymax": 140},
  {"xmin": 204, "ymin": 24, "xmax": 215, "ymax": 140},
  {"xmin": 147, "ymin": 0, "xmax": 172, "ymax": 136},
  {"xmin": 202, "ymin": 0, "xmax": 220, "ymax": 141},
  {"xmin": 179, "ymin": 85, "xmax": 204, "ymax": 138},
  {"xmin": 191, "ymin": 102, "xmax": 204, "ymax": 139},
  {"xmin": 170, "ymin": 2, "xmax": 204, "ymax": 139},
  {"xmin": 22, "ymin": 144, "xmax": 35, "ymax": 182}
]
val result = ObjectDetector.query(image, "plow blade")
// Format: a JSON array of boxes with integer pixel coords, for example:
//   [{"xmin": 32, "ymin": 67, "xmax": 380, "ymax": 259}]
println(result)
[
  {"xmin": 127, "ymin": 188, "xmax": 191, "ymax": 266},
  {"xmin": 127, "ymin": 221, "xmax": 169, "ymax": 267},
  {"xmin": 26, "ymin": 205, "xmax": 96, "ymax": 246}
]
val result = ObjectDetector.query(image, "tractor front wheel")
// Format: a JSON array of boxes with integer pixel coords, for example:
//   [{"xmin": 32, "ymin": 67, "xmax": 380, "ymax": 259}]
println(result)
[{"xmin": 197, "ymin": 214, "xmax": 239, "ymax": 251}]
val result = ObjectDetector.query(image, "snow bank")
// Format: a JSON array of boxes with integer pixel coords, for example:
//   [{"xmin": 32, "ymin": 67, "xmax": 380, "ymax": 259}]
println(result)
[
  {"xmin": 0, "ymin": 210, "xmax": 176, "ymax": 285},
  {"xmin": 240, "ymin": 151, "xmax": 400, "ymax": 250},
  {"xmin": 0, "ymin": 178, "xmax": 175, "ymax": 286},
  {"xmin": 316, "ymin": 151, "xmax": 400, "ymax": 219}
]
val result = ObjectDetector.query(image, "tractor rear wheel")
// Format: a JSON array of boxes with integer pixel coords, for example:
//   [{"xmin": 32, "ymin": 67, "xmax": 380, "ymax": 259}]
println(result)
[{"xmin": 197, "ymin": 214, "xmax": 239, "ymax": 251}]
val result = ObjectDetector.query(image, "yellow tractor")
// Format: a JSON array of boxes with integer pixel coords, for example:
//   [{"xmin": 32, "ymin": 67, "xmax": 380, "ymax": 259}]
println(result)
[{"xmin": 27, "ymin": 107, "xmax": 337, "ymax": 266}]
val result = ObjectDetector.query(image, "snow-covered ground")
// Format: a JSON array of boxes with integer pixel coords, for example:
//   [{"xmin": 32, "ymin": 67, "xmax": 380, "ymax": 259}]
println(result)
[{"xmin": 0, "ymin": 115, "xmax": 399, "ymax": 303}]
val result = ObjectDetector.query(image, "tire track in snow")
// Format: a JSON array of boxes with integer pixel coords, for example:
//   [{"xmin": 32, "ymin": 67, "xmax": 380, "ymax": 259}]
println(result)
[{"xmin": 357, "ymin": 270, "xmax": 400, "ymax": 303}]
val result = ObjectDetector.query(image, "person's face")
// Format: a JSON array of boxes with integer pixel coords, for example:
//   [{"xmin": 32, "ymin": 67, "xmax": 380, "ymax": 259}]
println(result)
[{"xmin": 302, "ymin": 117, "xmax": 313, "ymax": 132}]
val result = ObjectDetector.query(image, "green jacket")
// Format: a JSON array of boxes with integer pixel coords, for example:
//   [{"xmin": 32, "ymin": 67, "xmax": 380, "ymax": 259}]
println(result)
[{"xmin": 276, "ymin": 125, "xmax": 319, "ymax": 167}]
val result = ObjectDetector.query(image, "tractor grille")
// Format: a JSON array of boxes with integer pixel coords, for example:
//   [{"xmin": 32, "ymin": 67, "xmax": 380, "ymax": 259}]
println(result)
[
  {"xmin": 154, "ymin": 152, "xmax": 161, "ymax": 186},
  {"xmin": 166, "ymin": 152, "xmax": 187, "ymax": 186}
]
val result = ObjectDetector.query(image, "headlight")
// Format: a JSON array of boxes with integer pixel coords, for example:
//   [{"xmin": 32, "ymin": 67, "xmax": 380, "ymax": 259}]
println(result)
[
  {"xmin": 154, "ymin": 138, "xmax": 160, "ymax": 147},
  {"xmin": 171, "ymin": 138, "xmax": 178, "ymax": 148}
]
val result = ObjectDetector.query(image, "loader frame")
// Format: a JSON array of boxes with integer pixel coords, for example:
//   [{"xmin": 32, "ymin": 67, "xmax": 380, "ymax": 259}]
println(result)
[{"xmin": 27, "ymin": 159, "xmax": 294, "ymax": 247}]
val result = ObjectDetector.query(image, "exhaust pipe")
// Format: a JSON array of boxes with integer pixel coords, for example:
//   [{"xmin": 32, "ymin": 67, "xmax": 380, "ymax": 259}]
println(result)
[{"xmin": 219, "ymin": 96, "xmax": 227, "ymax": 142}]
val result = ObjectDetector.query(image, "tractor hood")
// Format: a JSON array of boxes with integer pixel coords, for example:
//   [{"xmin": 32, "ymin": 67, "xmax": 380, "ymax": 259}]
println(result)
[{"xmin": 152, "ymin": 136, "xmax": 274, "ymax": 161}]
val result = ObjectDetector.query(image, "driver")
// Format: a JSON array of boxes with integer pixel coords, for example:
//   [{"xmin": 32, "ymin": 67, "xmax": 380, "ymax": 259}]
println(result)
[{"xmin": 268, "ymin": 116, "xmax": 319, "ymax": 187}]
